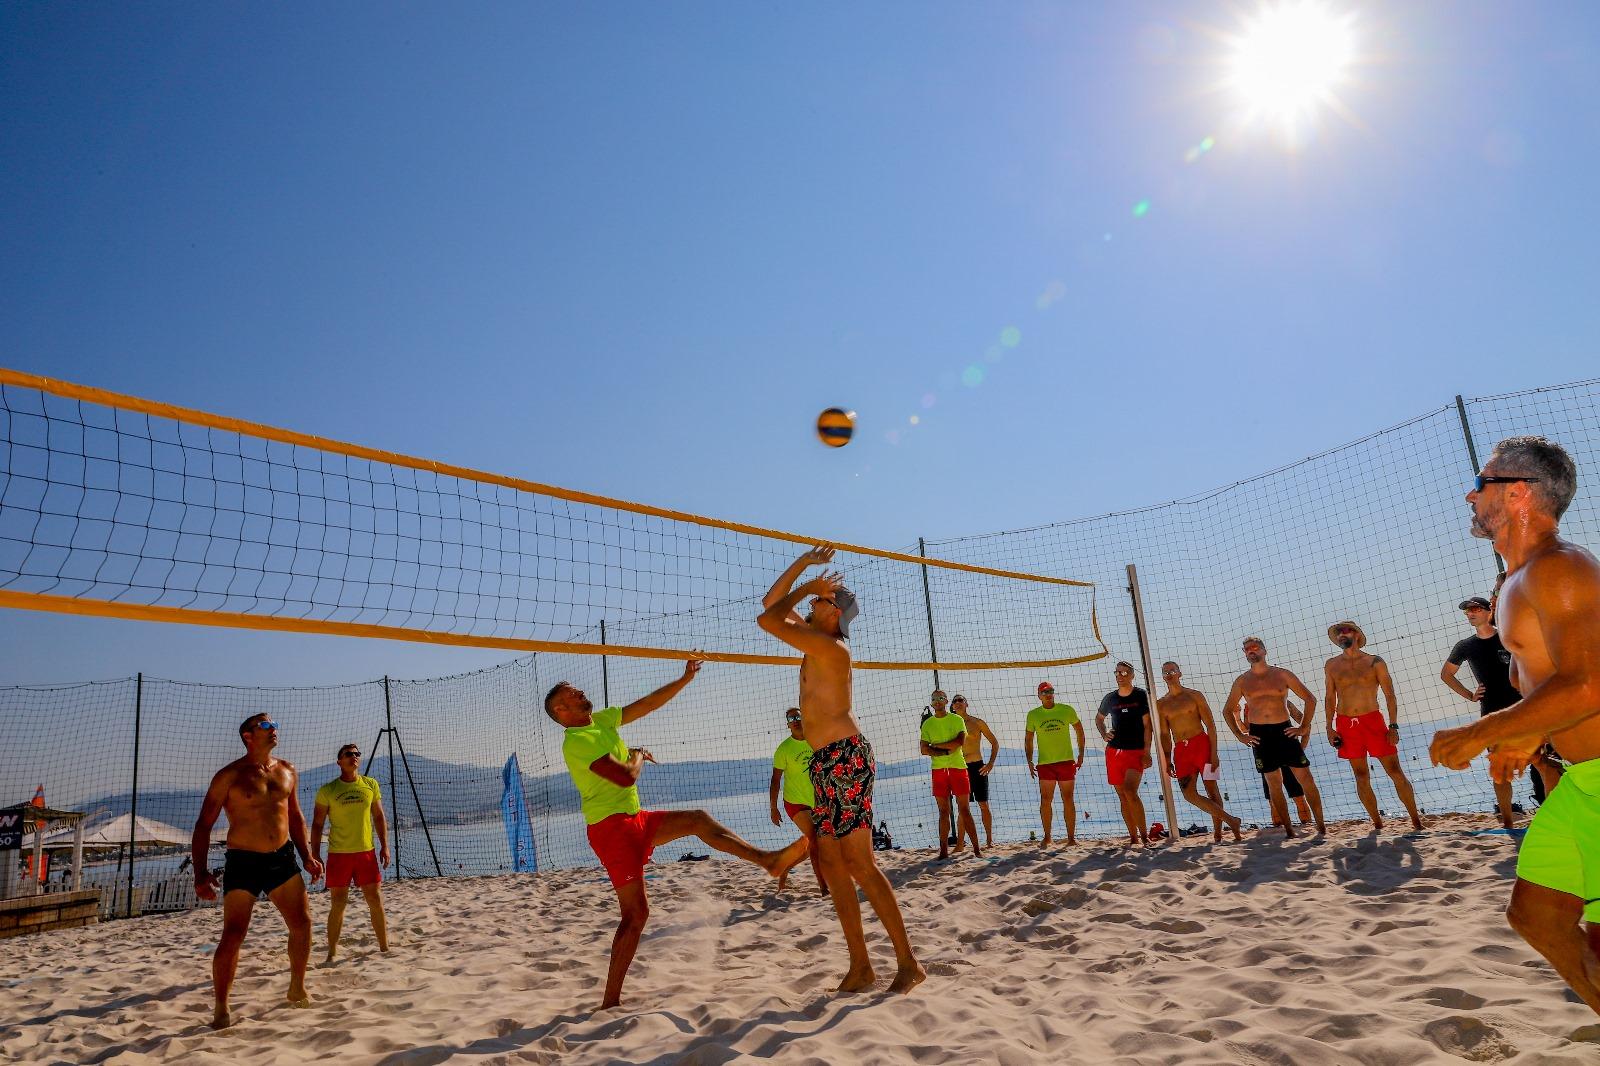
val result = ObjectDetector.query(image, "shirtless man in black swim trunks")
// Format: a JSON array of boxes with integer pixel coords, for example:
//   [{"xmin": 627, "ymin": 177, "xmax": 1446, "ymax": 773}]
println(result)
[
  {"xmin": 759, "ymin": 545, "xmax": 924, "ymax": 994},
  {"xmin": 191, "ymin": 713, "xmax": 324, "ymax": 1029},
  {"xmin": 1222, "ymin": 637, "xmax": 1327, "ymax": 838}
]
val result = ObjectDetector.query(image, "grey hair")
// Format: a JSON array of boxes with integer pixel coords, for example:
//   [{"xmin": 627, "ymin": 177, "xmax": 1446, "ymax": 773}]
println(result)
[{"xmin": 1491, "ymin": 436, "xmax": 1577, "ymax": 519}]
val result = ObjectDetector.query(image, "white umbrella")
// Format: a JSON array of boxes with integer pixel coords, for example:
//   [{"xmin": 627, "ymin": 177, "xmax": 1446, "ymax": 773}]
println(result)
[{"xmin": 79, "ymin": 814, "xmax": 193, "ymax": 848}]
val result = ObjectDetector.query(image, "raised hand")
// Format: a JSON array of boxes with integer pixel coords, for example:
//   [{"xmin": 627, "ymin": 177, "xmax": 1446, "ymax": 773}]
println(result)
[{"xmin": 800, "ymin": 544, "xmax": 836, "ymax": 567}]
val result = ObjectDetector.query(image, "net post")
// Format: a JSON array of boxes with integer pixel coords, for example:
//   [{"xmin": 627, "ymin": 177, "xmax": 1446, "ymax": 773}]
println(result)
[
  {"xmin": 1455, "ymin": 394, "xmax": 1506, "ymax": 576},
  {"xmin": 391, "ymin": 729, "xmax": 443, "ymax": 876},
  {"xmin": 127, "ymin": 672, "xmax": 142, "ymax": 917},
  {"xmin": 1126, "ymin": 565, "xmax": 1181, "ymax": 843},
  {"xmin": 383, "ymin": 676, "xmax": 400, "ymax": 881},
  {"xmin": 600, "ymin": 620, "xmax": 610, "ymax": 707},
  {"xmin": 917, "ymin": 537, "xmax": 942, "ymax": 692}
]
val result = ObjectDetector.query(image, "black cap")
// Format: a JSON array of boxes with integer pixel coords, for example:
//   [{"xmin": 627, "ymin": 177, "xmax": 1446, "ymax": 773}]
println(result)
[{"xmin": 1459, "ymin": 596, "xmax": 1491, "ymax": 611}]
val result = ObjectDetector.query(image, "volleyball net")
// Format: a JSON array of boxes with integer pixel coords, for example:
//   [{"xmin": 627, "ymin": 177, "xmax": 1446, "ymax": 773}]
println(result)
[
  {"xmin": 0, "ymin": 368, "xmax": 1104, "ymax": 670},
  {"xmin": 1, "ymin": 375, "xmax": 1598, "ymax": 909}
]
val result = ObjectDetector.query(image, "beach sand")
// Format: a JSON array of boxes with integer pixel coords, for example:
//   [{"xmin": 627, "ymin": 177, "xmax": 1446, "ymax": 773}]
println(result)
[{"xmin": 4, "ymin": 813, "xmax": 1598, "ymax": 1064}]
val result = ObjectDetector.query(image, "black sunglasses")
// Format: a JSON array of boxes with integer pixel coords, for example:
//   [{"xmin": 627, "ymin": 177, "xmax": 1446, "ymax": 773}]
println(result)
[
  {"xmin": 1474, "ymin": 475, "xmax": 1540, "ymax": 492},
  {"xmin": 340, "ymin": 750, "xmax": 361, "ymax": 759}
]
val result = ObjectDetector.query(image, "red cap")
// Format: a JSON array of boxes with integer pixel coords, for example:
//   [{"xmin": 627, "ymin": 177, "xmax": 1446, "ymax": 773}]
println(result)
[{"xmin": 1037, "ymin": 681, "xmax": 1054, "ymax": 692}]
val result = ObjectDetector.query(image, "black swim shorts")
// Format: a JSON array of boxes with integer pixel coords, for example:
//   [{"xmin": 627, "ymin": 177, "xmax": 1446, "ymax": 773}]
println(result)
[
  {"xmin": 223, "ymin": 841, "xmax": 302, "ymax": 899},
  {"xmin": 1250, "ymin": 721, "xmax": 1311, "ymax": 776},
  {"xmin": 966, "ymin": 760, "xmax": 990, "ymax": 803}
]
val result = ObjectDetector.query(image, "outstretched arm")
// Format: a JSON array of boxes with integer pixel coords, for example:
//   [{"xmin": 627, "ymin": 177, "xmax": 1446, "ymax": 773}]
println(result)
[
  {"xmin": 763, "ymin": 545, "xmax": 834, "ymax": 613},
  {"xmin": 620, "ymin": 660, "xmax": 702, "ymax": 725},
  {"xmin": 758, "ymin": 570, "xmax": 849, "ymax": 658}
]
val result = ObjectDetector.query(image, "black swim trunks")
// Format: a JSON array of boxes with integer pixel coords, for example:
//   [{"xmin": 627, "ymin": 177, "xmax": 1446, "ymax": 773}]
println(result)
[
  {"xmin": 223, "ymin": 841, "xmax": 302, "ymax": 899},
  {"xmin": 966, "ymin": 760, "xmax": 990, "ymax": 803},
  {"xmin": 1261, "ymin": 763, "xmax": 1306, "ymax": 801},
  {"xmin": 810, "ymin": 734, "xmax": 876, "ymax": 838},
  {"xmin": 1250, "ymin": 721, "xmax": 1311, "ymax": 775}
]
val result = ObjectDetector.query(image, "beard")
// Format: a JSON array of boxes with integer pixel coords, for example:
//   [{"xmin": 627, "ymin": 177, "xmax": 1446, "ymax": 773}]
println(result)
[
  {"xmin": 1337, "ymin": 637, "xmax": 1353, "ymax": 649},
  {"xmin": 1469, "ymin": 502, "xmax": 1497, "ymax": 540}
]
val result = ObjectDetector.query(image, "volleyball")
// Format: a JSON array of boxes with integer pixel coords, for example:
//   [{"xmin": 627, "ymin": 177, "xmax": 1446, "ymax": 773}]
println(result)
[{"xmin": 816, "ymin": 407, "xmax": 855, "ymax": 448}]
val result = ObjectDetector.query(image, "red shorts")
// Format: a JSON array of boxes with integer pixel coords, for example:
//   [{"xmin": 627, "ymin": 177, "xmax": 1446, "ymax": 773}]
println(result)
[
  {"xmin": 1335, "ymin": 711, "xmax": 1397, "ymax": 760},
  {"xmin": 931, "ymin": 767, "xmax": 971, "ymax": 798},
  {"xmin": 325, "ymin": 850, "xmax": 382, "ymax": 889},
  {"xmin": 1037, "ymin": 760, "xmax": 1078, "ymax": 782},
  {"xmin": 587, "ymin": 810, "xmax": 668, "ymax": 889},
  {"xmin": 783, "ymin": 800, "xmax": 812, "ymax": 823},
  {"xmin": 1106, "ymin": 746, "xmax": 1148, "ymax": 785},
  {"xmin": 1169, "ymin": 735, "xmax": 1211, "ymax": 779}
]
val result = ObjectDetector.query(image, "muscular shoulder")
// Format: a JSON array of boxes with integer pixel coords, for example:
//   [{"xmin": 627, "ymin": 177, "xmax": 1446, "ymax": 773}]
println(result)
[{"xmin": 1522, "ymin": 540, "xmax": 1600, "ymax": 597}]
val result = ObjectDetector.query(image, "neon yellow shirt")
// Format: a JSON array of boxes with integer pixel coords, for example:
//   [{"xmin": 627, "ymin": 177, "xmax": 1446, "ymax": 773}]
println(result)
[
  {"xmin": 315, "ymin": 776, "xmax": 382, "ymax": 854},
  {"xmin": 772, "ymin": 737, "xmax": 817, "ymax": 807},
  {"xmin": 563, "ymin": 705, "xmax": 641, "ymax": 825},
  {"xmin": 920, "ymin": 712, "xmax": 968, "ymax": 770},
  {"xmin": 1026, "ymin": 703, "xmax": 1081, "ymax": 765}
]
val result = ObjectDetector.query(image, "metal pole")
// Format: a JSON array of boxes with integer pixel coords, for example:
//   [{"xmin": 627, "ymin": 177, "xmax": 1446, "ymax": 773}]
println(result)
[
  {"xmin": 917, "ymin": 537, "xmax": 941, "ymax": 693},
  {"xmin": 383, "ymin": 676, "xmax": 401, "ymax": 881},
  {"xmin": 1126, "ymin": 565, "xmax": 1181, "ymax": 843},
  {"xmin": 1455, "ymin": 394, "xmax": 1506, "ymax": 576},
  {"xmin": 600, "ymin": 619, "xmax": 610, "ymax": 708},
  {"xmin": 127, "ymin": 672, "xmax": 142, "ymax": 917},
  {"xmin": 391, "ymin": 731, "xmax": 443, "ymax": 876}
]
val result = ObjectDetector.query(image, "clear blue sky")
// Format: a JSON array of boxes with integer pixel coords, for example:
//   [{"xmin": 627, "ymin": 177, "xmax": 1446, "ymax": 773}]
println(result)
[{"xmin": 3, "ymin": 2, "xmax": 1598, "ymax": 685}]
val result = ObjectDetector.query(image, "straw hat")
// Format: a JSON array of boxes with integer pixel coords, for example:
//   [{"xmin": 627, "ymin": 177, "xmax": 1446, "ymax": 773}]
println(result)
[{"xmin": 1327, "ymin": 621, "xmax": 1367, "ymax": 649}]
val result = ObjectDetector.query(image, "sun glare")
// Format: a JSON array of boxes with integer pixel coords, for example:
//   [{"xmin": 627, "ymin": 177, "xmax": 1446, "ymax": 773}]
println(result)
[{"xmin": 1229, "ymin": 2, "xmax": 1355, "ymax": 141}]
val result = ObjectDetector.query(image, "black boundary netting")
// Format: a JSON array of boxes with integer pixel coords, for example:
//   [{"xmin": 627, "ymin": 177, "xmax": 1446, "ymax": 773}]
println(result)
[{"xmin": 1, "ymin": 379, "xmax": 1596, "ymax": 910}]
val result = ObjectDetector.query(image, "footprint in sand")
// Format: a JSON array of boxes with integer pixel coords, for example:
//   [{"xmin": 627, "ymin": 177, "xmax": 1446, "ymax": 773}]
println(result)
[
  {"xmin": 1142, "ymin": 917, "xmax": 1205, "ymax": 935},
  {"xmin": 1421, "ymin": 1016, "xmax": 1517, "ymax": 1061},
  {"xmin": 1408, "ymin": 988, "xmax": 1488, "ymax": 1011},
  {"xmin": 796, "ymin": 933, "xmax": 828, "ymax": 951},
  {"xmin": 1569, "ymin": 1024, "xmax": 1600, "ymax": 1044},
  {"xmin": 1020, "ymin": 887, "xmax": 1092, "ymax": 916}
]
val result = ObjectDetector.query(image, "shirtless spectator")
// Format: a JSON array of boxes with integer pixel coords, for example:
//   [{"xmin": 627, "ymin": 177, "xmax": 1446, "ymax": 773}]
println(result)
[
  {"xmin": 759, "ymin": 545, "xmax": 924, "ymax": 994},
  {"xmin": 952, "ymin": 695, "xmax": 999, "ymax": 850},
  {"xmin": 1222, "ymin": 638, "xmax": 1327, "ymax": 838},
  {"xmin": 1157, "ymin": 662, "xmax": 1242, "ymax": 841},
  {"xmin": 1324, "ymin": 622, "xmax": 1424, "ymax": 831},
  {"xmin": 1431, "ymin": 436, "xmax": 1600, "ymax": 1016},
  {"xmin": 191, "ymin": 714, "xmax": 324, "ymax": 1029}
]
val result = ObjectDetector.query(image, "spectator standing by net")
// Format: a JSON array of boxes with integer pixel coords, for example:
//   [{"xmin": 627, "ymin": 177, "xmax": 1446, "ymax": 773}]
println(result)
[
  {"xmin": 312, "ymin": 742, "xmax": 390, "ymax": 963},
  {"xmin": 1097, "ymin": 661, "xmax": 1154, "ymax": 846},
  {"xmin": 1025, "ymin": 681, "xmax": 1085, "ymax": 847},
  {"xmin": 952, "ymin": 694, "xmax": 999, "ymax": 850},
  {"xmin": 1431, "ymin": 436, "xmax": 1600, "ymax": 1018},
  {"xmin": 920, "ymin": 689, "xmax": 981, "ymax": 860},
  {"xmin": 1323, "ymin": 622, "xmax": 1425, "ymax": 832},
  {"xmin": 1156, "ymin": 661, "xmax": 1242, "ymax": 842},
  {"xmin": 770, "ymin": 707, "xmax": 826, "ymax": 895},
  {"xmin": 1222, "ymin": 638, "xmax": 1327, "ymax": 838}
]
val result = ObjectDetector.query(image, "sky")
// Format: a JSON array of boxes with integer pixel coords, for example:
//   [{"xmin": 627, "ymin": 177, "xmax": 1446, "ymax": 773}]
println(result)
[{"xmin": 3, "ymin": 2, "xmax": 1599, "ymax": 688}]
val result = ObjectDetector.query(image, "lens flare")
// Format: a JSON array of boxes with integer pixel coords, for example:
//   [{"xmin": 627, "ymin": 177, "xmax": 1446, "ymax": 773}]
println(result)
[{"xmin": 1228, "ymin": 2, "xmax": 1355, "ymax": 142}]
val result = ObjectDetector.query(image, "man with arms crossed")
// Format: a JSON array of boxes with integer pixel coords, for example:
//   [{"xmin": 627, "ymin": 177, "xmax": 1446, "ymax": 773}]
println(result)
[
  {"xmin": 1222, "ymin": 638, "xmax": 1327, "ymax": 838},
  {"xmin": 192, "ymin": 713, "xmax": 323, "ymax": 1029},
  {"xmin": 953, "ymin": 694, "xmax": 999, "ymax": 850},
  {"xmin": 312, "ymin": 742, "xmax": 390, "ymax": 963},
  {"xmin": 1157, "ymin": 662, "xmax": 1242, "ymax": 842},
  {"xmin": 1097, "ymin": 661, "xmax": 1154, "ymax": 846},
  {"xmin": 1324, "ymin": 622, "xmax": 1425, "ymax": 831},
  {"xmin": 1026, "ymin": 681, "xmax": 1085, "ymax": 847},
  {"xmin": 771, "ymin": 707, "xmax": 827, "ymax": 895},
  {"xmin": 759, "ymin": 545, "xmax": 924, "ymax": 994},
  {"xmin": 547, "ymin": 663, "xmax": 807, "ymax": 1009},
  {"xmin": 920, "ymin": 689, "xmax": 982, "ymax": 860},
  {"xmin": 1441, "ymin": 595, "xmax": 1560, "ymax": 826},
  {"xmin": 1431, "ymin": 436, "xmax": 1600, "ymax": 1016}
]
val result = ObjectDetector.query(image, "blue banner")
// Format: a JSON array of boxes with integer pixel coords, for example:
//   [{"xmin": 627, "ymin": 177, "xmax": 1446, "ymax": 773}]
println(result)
[{"xmin": 500, "ymin": 753, "xmax": 537, "ymax": 873}]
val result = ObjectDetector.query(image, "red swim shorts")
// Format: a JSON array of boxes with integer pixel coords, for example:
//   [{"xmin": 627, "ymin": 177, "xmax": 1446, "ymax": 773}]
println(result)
[
  {"xmin": 931, "ymin": 767, "xmax": 971, "ymax": 798},
  {"xmin": 587, "ymin": 810, "xmax": 668, "ymax": 889},
  {"xmin": 1037, "ymin": 760, "xmax": 1078, "ymax": 782},
  {"xmin": 1169, "ymin": 735, "xmax": 1211, "ymax": 779},
  {"xmin": 783, "ymin": 800, "xmax": 813, "ymax": 823},
  {"xmin": 1106, "ymin": 746, "xmax": 1148, "ymax": 785},
  {"xmin": 325, "ymin": 849, "xmax": 382, "ymax": 889},
  {"xmin": 1335, "ymin": 711, "xmax": 1397, "ymax": 760}
]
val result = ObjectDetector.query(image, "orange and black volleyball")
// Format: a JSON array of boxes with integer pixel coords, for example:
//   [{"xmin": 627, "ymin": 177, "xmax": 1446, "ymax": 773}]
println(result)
[{"xmin": 816, "ymin": 407, "xmax": 856, "ymax": 448}]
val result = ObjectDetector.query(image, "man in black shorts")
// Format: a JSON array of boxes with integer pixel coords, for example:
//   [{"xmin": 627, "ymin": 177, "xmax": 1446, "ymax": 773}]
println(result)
[
  {"xmin": 1222, "ymin": 637, "xmax": 1327, "ymax": 838},
  {"xmin": 952, "ymin": 694, "xmax": 999, "ymax": 849},
  {"xmin": 1441, "ymin": 594, "xmax": 1561, "ymax": 825},
  {"xmin": 1251, "ymin": 700, "xmax": 1314, "ymax": 829}
]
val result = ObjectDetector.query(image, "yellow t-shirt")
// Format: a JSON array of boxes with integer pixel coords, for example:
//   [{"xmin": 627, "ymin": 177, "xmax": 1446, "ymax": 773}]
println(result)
[
  {"xmin": 315, "ymin": 775, "xmax": 382, "ymax": 854},
  {"xmin": 772, "ymin": 737, "xmax": 817, "ymax": 807},
  {"xmin": 920, "ymin": 712, "xmax": 968, "ymax": 770},
  {"xmin": 562, "ymin": 706, "xmax": 641, "ymax": 825}
]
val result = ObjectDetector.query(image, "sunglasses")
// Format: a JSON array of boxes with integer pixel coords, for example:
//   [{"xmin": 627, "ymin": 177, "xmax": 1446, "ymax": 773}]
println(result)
[
  {"xmin": 785, "ymin": 716, "xmax": 802, "ymax": 724},
  {"xmin": 1039, "ymin": 688, "xmax": 1055, "ymax": 694},
  {"xmin": 340, "ymin": 750, "xmax": 361, "ymax": 759},
  {"xmin": 1474, "ymin": 475, "xmax": 1540, "ymax": 492},
  {"xmin": 252, "ymin": 720, "xmax": 278, "ymax": 731}
]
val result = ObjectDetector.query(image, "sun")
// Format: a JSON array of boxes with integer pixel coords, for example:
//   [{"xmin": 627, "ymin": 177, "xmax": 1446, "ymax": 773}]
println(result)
[{"xmin": 1227, "ymin": 2, "xmax": 1356, "ymax": 142}]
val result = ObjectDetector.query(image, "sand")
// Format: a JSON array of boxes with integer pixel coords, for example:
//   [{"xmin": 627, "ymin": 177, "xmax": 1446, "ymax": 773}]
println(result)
[{"xmin": 4, "ymin": 814, "xmax": 1598, "ymax": 1064}]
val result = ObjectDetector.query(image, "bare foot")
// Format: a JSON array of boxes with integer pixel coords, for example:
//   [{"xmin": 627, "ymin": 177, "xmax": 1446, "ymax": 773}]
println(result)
[
  {"xmin": 210, "ymin": 1007, "xmax": 232, "ymax": 1030},
  {"xmin": 599, "ymin": 995, "xmax": 622, "ymax": 1010},
  {"xmin": 286, "ymin": 984, "xmax": 311, "ymax": 1008},
  {"xmin": 1409, "ymin": 815, "xmax": 1425, "ymax": 831},
  {"xmin": 766, "ymin": 838, "xmax": 810, "ymax": 892},
  {"xmin": 1227, "ymin": 817, "xmax": 1243, "ymax": 842},
  {"xmin": 837, "ymin": 964, "xmax": 876, "ymax": 993},
  {"xmin": 1314, "ymin": 824, "xmax": 1327, "ymax": 838},
  {"xmin": 1371, "ymin": 814, "xmax": 1384, "ymax": 832},
  {"xmin": 1212, "ymin": 825, "xmax": 1223, "ymax": 843},
  {"xmin": 888, "ymin": 960, "xmax": 927, "ymax": 994},
  {"xmin": 1039, "ymin": 836, "xmax": 1053, "ymax": 848}
]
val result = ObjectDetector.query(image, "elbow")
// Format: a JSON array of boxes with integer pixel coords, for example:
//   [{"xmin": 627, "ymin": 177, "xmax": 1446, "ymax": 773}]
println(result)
[{"xmin": 756, "ymin": 611, "xmax": 778, "ymax": 634}]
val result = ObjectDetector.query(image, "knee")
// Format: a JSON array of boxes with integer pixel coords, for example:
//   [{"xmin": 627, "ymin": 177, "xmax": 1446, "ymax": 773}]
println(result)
[{"xmin": 621, "ymin": 901, "xmax": 650, "ymax": 929}]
